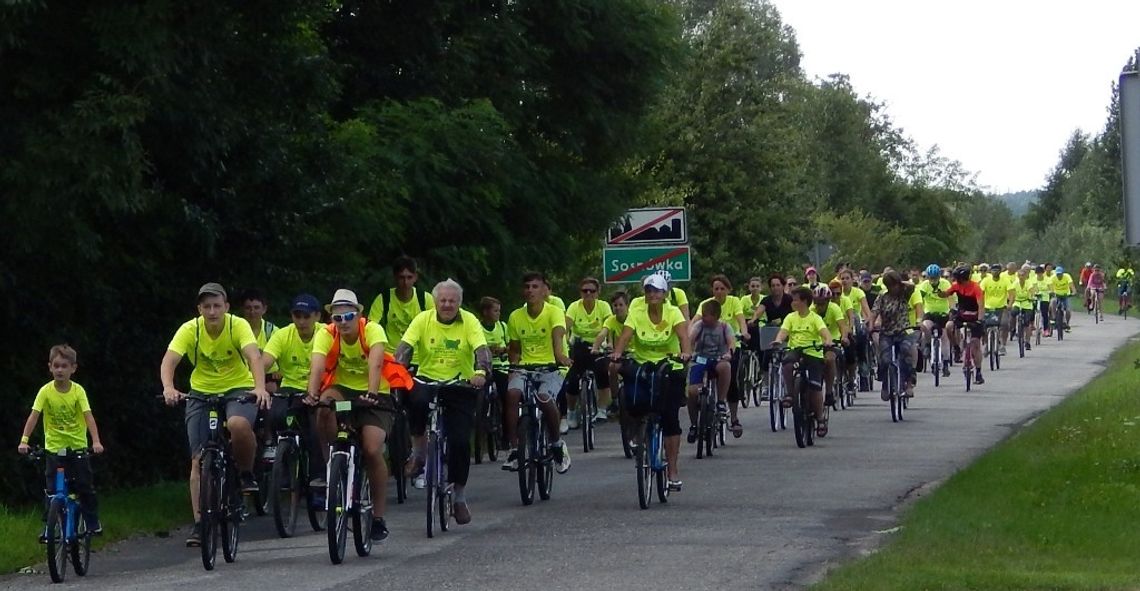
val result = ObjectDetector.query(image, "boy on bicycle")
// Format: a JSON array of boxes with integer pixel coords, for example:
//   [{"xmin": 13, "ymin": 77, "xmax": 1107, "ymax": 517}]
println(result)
[
  {"xmin": 685, "ymin": 299, "xmax": 736, "ymax": 443},
  {"xmin": 17, "ymin": 344, "xmax": 105, "ymax": 535}
]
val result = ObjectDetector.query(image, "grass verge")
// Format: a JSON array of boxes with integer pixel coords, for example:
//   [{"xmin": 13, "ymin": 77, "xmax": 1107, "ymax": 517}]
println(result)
[
  {"xmin": 813, "ymin": 340, "xmax": 1140, "ymax": 591},
  {"xmin": 0, "ymin": 481, "xmax": 187, "ymax": 574}
]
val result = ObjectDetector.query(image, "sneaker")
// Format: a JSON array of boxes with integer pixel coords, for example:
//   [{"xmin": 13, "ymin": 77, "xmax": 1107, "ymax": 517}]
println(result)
[
  {"xmin": 1025, "ymin": 342, "xmax": 1031, "ymax": 351},
  {"xmin": 559, "ymin": 418, "xmax": 569, "ymax": 435},
  {"xmin": 881, "ymin": 388, "xmax": 891, "ymax": 402},
  {"xmin": 185, "ymin": 522, "xmax": 202, "ymax": 547},
  {"xmin": 551, "ymin": 440, "xmax": 572, "ymax": 474},
  {"xmin": 567, "ymin": 410, "xmax": 580, "ymax": 430},
  {"xmin": 667, "ymin": 480, "xmax": 683, "ymax": 492},
  {"xmin": 942, "ymin": 364, "xmax": 951, "ymax": 377},
  {"xmin": 998, "ymin": 345, "xmax": 1007, "ymax": 356},
  {"xmin": 84, "ymin": 515, "xmax": 103, "ymax": 536},
  {"xmin": 975, "ymin": 371, "xmax": 985, "ymax": 385},
  {"xmin": 413, "ymin": 472, "xmax": 426, "ymax": 490},
  {"xmin": 501, "ymin": 450, "xmax": 519, "ymax": 472},
  {"xmin": 687, "ymin": 425, "xmax": 698, "ymax": 444},
  {"xmin": 453, "ymin": 502, "xmax": 472, "ymax": 525},
  {"xmin": 593, "ymin": 409, "xmax": 607, "ymax": 423},
  {"xmin": 240, "ymin": 472, "xmax": 259, "ymax": 493},
  {"xmin": 370, "ymin": 517, "xmax": 389, "ymax": 542},
  {"xmin": 715, "ymin": 401, "xmax": 728, "ymax": 419},
  {"xmin": 39, "ymin": 527, "xmax": 48, "ymax": 544},
  {"xmin": 824, "ymin": 393, "xmax": 835, "ymax": 407},
  {"xmin": 309, "ymin": 476, "xmax": 327, "ymax": 488},
  {"xmin": 607, "ymin": 402, "xmax": 620, "ymax": 417}
]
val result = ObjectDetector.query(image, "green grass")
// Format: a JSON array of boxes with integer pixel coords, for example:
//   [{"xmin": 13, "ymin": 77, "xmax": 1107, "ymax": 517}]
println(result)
[
  {"xmin": 0, "ymin": 481, "xmax": 188, "ymax": 573},
  {"xmin": 813, "ymin": 340, "xmax": 1140, "ymax": 591}
]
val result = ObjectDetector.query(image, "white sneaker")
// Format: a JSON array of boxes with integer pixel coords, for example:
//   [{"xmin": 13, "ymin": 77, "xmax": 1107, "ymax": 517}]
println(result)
[
  {"xmin": 552, "ymin": 440, "xmax": 572, "ymax": 474},
  {"xmin": 501, "ymin": 450, "xmax": 519, "ymax": 472},
  {"xmin": 413, "ymin": 473, "xmax": 426, "ymax": 490},
  {"xmin": 559, "ymin": 418, "xmax": 569, "ymax": 434},
  {"xmin": 567, "ymin": 410, "xmax": 580, "ymax": 430}
]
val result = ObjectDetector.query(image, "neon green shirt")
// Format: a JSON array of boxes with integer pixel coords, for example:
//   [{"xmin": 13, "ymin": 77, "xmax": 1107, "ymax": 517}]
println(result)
[
  {"xmin": 167, "ymin": 314, "xmax": 257, "ymax": 394},
  {"xmin": 565, "ymin": 299, "xmax": 613, "ymax": 342},
  {"xmin": 980, "ymin": 275, "xmax": 1013, "ymax": 310},
  {"xmin": 312, "ymin": 322, "xmax": 390, "ymax": 393},
  {"xmin": 917, "ymin": 278, "xmax": 952, "ymax": 315},
  {"xmin": 507, "ymin": 302, "xmax": 565, "ymax": 365},
  {"xmin": 32, "ymin": 381, "xmax": 92, "ymax": 453},
  {"xmin": 624, "ymin": 304, "xmax": 685, "ymax": 366},
  {"xmin": 402, "ymin": 310, "xmax": 487, "ymax": 381},
  {"xmin": 263, "ymin": 324, "xmax": 317, "ymax": 390},
  {"xmin": 780, "ymin": 311, "xmax": 828, "ymax": 360}
]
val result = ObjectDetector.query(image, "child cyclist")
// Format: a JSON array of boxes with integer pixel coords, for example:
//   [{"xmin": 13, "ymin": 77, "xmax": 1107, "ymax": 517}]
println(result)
[
  {"xmin": 17, "ymin": 344, "xmax": 105, "ymax": 535},
  {"xmin": 685, "ymin": 299, "xmax": 737, "ymax": 443}
]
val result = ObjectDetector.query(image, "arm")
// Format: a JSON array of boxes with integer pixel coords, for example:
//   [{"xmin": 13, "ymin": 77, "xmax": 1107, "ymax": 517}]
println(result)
[
  {"xmin": 552, "ymin": 325, "xmax": 571, "ymax": 367},
  {"xmin": 674, "ymin": 322, "xmax": 692, "ymax": 359},
  {"xmin": 242, "ymin": 343, "xmax": 269, "ymax": 408},
  {"xmin": 859, "ymin": 298, "xmax": 872, "ymax": 323},
  {"xmin": 508, "ymin": 340, "xmax": 521, "ymax": 365},
  {"xmin": 751, "ymin": 303, "xmax": 766, "ymax": 324},
  {"xmin": 366, "ymin": 342, "xmax": 385, "ymax": 395},
  {"xmin": 17, "ymin": 410, "xmax": 40, "ymax": 454},
  {"xmin": 261, "ymin": 351, "xmax": 278, "ymax": 375},
  {"xmin": 84, "ymin": 412, "xmax": 104, "ymax": 454},
  {"xmin": 306, "ymin": 352, "xmax": 325, "ymax": 402},
  {"xmin": 735, "ymin": 313, "xmax": 748, "ymax": 341},
  {"xmin": 612, "ymin": 326, "xmax": 634, "ymax": 359},
  {"xmin": 160, "ymin": 350, "xmax": 184, "ymax": 405},
  {"xmin": 838, "ymin": 318, "xmax": 850, "ymax": 343},
  {"xmin": 913, "ymin": 302, "xmax": 923, "ymax": 324},
  {"xmin": 820, "ymin": 327, "xmax": 834, "ymax": 346},
  {"xmin": 774, "ymin": 329, "xmax": 788, "ymax": 344},
  {"xmin": 678, "ymin": 304, "xmax": 691, "ymax": 323},
  {"xmin": 591, "ymin": 328, "xmax": 609, "ymax": 353},
  {"xmin": 394, "ymin": 341, "xmax": 413, "ymax": 366}
]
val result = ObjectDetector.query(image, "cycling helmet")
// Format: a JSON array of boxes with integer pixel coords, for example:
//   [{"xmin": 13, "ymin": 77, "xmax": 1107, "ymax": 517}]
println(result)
[
  {"xmin": 1055, "ymin": 266, "xmax": 1065, "ymax": 274},
  {"xmin": 811, "ymin": 284, "xmax": 832, "ymax": 300},
  {"xmin": 924, "ymin": 264, "xmax": 941, "ymax": 278},
  {"xmin": 1085, "ymin": 262, "xmax": 1093, "ymax": 267},
  {"xmin": 989, "ymin": 263, "xmax": 1002, "ymax": 272},
  {"xmin": 1035, "ymin": 264, "xmax": 1045, "ymax": 273},
  {"xmin": 952, "ymin": 266, "xmax": 971, "ymax": 282},
  {"xmin": 654, "ymin": 269, "xmax": 673, "ymax": 284}
]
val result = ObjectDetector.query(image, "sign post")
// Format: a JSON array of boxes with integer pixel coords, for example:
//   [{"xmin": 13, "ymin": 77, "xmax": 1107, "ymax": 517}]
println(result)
[{"xmin": 604, "ymin": 207, "xmax": 691, "ymax": 284}]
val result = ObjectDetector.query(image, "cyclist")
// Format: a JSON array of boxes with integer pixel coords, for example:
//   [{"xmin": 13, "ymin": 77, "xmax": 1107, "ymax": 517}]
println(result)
[
  {"xmin": 805, "ymin": 267, "xmax": 821, "ymax": 290},
  {"xmin": 1080, "ymin": 262, "xmax": 1094, "ymax": 310},
  {"xmin": 811, "ymin": 285, "xmax": 849, "ymax": 407},
  {"xmin": 1034, "ymin": 265, "xmax": 1053, "ymax": 337},
  {"xmin": 479, "ymin": 297, "xmax": 511, "ymax": 439},
  {"xmin": 685, "ymin": 299, "xmax": 736, "ymax": 442},
  {"xmin": 564, "ymin": 277, "xmax": 614, "ymax": 429},
  {"xmin": 1052, "ymin": 265, "xmax": 1075, "ymax": 331},
  {"xmin": 940, "ymin": 266, "xmax": 986, "ymax": 384},
  {"xmin": 17, "ymin": 344, "xmax": 105, "ymax": 536},
  {"xmin": 239, "ymin": 288, "xmax": 278, "ymax": 351},
  {"xmin": 773, "ymin": 286, "xmax": 834, "ymax": 437},
  {"xmin": 307, "ymin": 288, "xmax": 401, "ymax": 543},
  {"xmin": 542, "ymin": 277, "xmax": 567, "ymax": 312},
  {"xmin": 261, "ymin": 294, "xmax": 324, "ymax": 488},
  {"xmin": 838, "ymin": 269, "xmax": 872, "ymax": 324},
  {"xmin": 979, "ymin": 263, "xmax": 1015, "ymax": 356},
  {"xmin": 395, "ymin": 279, "xmax": 491, "ymax": 525},
  {"xmin": 918, "ymin": 264, "xmax": 952, "ymax": 378},
  {"xmin": 698, "ymin": 275, "xmax": 749, "ymax": 436},
  {"xmin": 161, "ymin": 282, "xmax": 270, "ymax": 547},
  {"xmin": 630, "ymin": 269, "xmax": 691, "ymax": 322},
  {"xmin": 591, "ymin": 290, "xmax": 632, "ymax": 418},
  {"xmin": 868, "ymin": 271, "xmax": 920, "ymax": 398},
  {"xmin": 741, "ymin": 276, "xmax": 765, "ymax": 348},
  {"xmin": 860, "ymin": 271, "xmax": 880, "ymax": 309},
  {"xmin": 611, "ymin": 273, "xmax": 691, "ymax": 490},
  {"xmin": 369, "ymin": 256, "xmax": 435, "ymax": 366},
  {"xmin": 1087, "ymin": 264, "xmax": 1107, "ymax": 315},
  {"xmin": 830, "ymin": 279, "xmax": 861, "ymax": 395},
  {"xmin": 501, "ymin": 272, "xmax": 573, "ymax": 474},
  {"xmin": 1116, "ymin": 264, "xmax": 1134, "ymax": 313},
  {"xmin": 1011, "ymin": 267, "xmax": 1037, "ymax": 349},
  {"xmin": 751, "ymin": 274, "xmax": 793, "ymax": 328}
]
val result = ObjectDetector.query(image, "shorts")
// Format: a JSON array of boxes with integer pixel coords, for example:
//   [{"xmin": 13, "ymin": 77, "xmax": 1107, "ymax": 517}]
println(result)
[
  {"xmin": 321, "ymin": 386, "xmax": 395, "ymax": 435},
  {"xmin": 1119, "ymin": 282, "xmax": 1130, "ymax": 296},
  {"xmin": 185, "ymin": 389, "xmax": 260, "ymax": 456},
  {"xmin": 508, "ymin": 369, "xmax": 563, "ymax": 402},
  {"xmin": 923, "ymin": 312, "xmax": 949, "ymax": 327},
  {"xmin": 1055, "ymin": 295, "xmax": 1071, "ymax": 311},
  {"xmin": 782, "ymin": 352, "xmax": 824, "ymax": 389},
  {"xmin": 983, "ymin": 310, "xmax": 1002, "ymax": 327},
  {"xmin": 953, "ymin": 316, "xmax": 984, "ymax": 339},
  {"xmin": 688, "ymin": 357, "xmax": 725, "ymax": 386}
]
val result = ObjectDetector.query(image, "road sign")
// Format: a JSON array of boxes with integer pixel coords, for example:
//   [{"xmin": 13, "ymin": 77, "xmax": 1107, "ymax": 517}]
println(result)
[
  {"xmin": 607, "ymin": 207, "xmax": 687, "ymax": 246},
  {"xmin": 603, "ymin": 246, "xmax": 692, "ymax": 284}
]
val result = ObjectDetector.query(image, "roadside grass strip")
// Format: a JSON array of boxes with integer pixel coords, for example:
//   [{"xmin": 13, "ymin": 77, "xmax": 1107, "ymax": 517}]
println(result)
[
  {"xmin": 1, "ymin": 481, "xmax": 186, "ymax": 574},
  {"xmin": 814, "ymin": 340, "xmax": 1140, "ymax": 591}
]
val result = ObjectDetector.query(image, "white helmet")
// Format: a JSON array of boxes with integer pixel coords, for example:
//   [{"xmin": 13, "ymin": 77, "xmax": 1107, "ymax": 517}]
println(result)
[{"xmin": 654, "ymin": 269, "xmax": 673, "ymax": 284}]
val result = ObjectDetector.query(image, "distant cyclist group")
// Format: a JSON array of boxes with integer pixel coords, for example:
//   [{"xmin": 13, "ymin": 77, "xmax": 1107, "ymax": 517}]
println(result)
[{"xmin": 15, "ymin": 254, "xmax": 1134, "ymax": 578}]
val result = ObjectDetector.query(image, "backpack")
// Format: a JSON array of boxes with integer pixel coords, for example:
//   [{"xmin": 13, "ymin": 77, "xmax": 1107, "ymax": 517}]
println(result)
[
  {"xmin": 319, "ymin": 316, "xmax": 413, "ymax": 392},
  {"xmin": 623, "ymin": 361, "xmax": 670, "ymax": 417},
  {"xmin": 380, "ymin": 288, "xmax": 427, "ymax": 327},
  {"xmin": 190, "ymin": 314, "xmax": 247, "ymax": 368}
]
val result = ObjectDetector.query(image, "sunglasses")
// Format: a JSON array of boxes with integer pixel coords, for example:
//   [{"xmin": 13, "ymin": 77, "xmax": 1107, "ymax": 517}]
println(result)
[
  {"xmin": 581, "ymin": 288, "xmax": 597, "ymax": 294},
  {"xmin": 331, "ymin": 311, "xmax": 358, "ymax": 323}
]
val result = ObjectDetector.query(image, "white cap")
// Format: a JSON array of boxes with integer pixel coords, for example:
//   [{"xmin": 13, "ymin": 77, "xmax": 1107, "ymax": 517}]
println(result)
[
  {"xmin": 325, "ymin": 288, "xmax": 363, "ymax": 313},
  {"xmin": 642, "ymin": 274, "xmax": 669, "ymax": 292}
]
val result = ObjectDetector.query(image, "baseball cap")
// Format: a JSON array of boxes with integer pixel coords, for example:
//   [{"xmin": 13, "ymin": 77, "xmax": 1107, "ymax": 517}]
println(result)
[
  {"xmin": 197, "ymin": 282, "xmax": 227, "ymax": 300},
  {"xmin": 859, "ymin": 272, "xmax": 872, "ymax": 282},
  {"xmin": 291, "ymin": 293, "xmax": 321, "ymax": 314},
  {"xmin": 642, "ymin": 274, "xmax": 669, "ymax": 292},
  {"xmin": 325, "ymin": 288, "xmax": 363, "ymax": 313},
  {"xmin": 806, "ymin": 267, "xmax": 818, "ymax": 275}
]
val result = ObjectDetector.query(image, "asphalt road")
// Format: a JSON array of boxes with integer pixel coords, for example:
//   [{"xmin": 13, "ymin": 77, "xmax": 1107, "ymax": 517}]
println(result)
[{"xmin": 5, "ymin": 312, "xmax": 1136, "ymax": 591}]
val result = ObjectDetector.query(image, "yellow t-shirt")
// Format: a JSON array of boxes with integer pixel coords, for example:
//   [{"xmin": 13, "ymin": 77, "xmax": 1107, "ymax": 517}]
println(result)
[
  {"xmin": 698, "ymin": 296, "xmax": 745, "ymax": 334},
  {"xmin": 815, "ymin": 302, "xmax": 845, "ymax": 338},
  {"xmin": 780, "ymin": 311, "xmax": 828, "ymax": 360},
  {"xmin": 906, "ymin": 288, "xmax": 924, "ymax": 327},
  {"xmin": 565, "ymin": 299, "xmax": 614, "ymax": 342},
  {"xmin": 741, "ymin": 293, "xmax": 764, "ymax": 318},
  {"xmin": 368, "ymin": 288, "xmax": 435, "ymax": 363},
  {"xmin": 1035, "ymin": 274, "xmax": 1053, "ymax": 296},
  {"xmin": 1012, "ymin": 277, "xmax": 1036, "ymax": 309},
  {"xmin": 624, "ymin": 304, "xmax": 685, "ymax": 366},
  {"xmin": 507, "ymin": 303, "xmax": 565, "ymax": 365},
  {"xmin": 32, "ymin": 381, "xmax": 92, "ymax": 453},
  {"xmin": 312, "ymin": 323, "xmax": 390, "ymax": 393},
  {"xmin": 168, "ymin": 314, "xmax": 257, "ymax": 394},
  {"xmin": 481, "ymin": 320, "xmax": 509, "ymax": 369},
  {"xmin": 1053, "ymin": 273, "xmax": 1075, "ymax": 296},
  {"xmin": 263, "ymin": 324, "xmax": 317, "ymax": 390},
  {"xmin": 629, "ymin": 288, "xmax": 690, "ymax": 314},
  {"xmin": 917, "ymin": 278, "xmax": 952, "ymax": 315},
  {"xmin": 401, "ymin": 310, "xmax": 487, "ymax": 381},
  {"xmin": 980, "ymin": 275, "xmax": 1013, "ymax": 310},
  {"xmin": 602, "ymin": 314, "xmax": 631, "ymax": 351}
]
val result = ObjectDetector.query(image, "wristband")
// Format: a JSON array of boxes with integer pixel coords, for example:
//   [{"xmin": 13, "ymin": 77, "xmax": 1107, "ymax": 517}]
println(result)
[
  {"xmin": 20, "ymin": 435, "xmax": 29, "ymax": 444},
  {"xmin": 472, "ymin": 369, "xmax": 487, "ymax": 377}
]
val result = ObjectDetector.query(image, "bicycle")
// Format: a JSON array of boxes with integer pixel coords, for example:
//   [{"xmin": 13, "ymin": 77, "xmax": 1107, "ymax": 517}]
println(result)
[
  {"xmin": 418, "ymin": 376, "xmax": 475, "ymax": 538},
  {"xmin": 1014, "ymin": 309, "xmax": 1027, "ymax": 358},
  {"xmin": 266, "ymin": 391, "xmax": 323, "ymax": 538},
  {"xmin": 628, "ymin": 358, "xmax": 678, "ymax": 510},
  {"xmin": 1055, "ymin": 298, "xmax": 1066, "ymax": 341},
  {"xmin": 763, "ymin": 341, "xmax": 788, "ymax": 433},
  {"xmin": 472, "ymin": 375, "xmax": 503, "ymax": 464},
  {"xmin": 1034, "ymin": 301, "xmax": 1043, "ymax": 346},
  {"xmin": 506, "ymin": 365, "xmax": 560, "ymax": 506},
  {"xmin": 692, "ymin": 355, "xmax": 721, "ymax": 459},
  {"xmin": 927, "ymin": 325, "xmax": 945, "ymax": 387},
  {"xmin": 317, "ymin": 397, "xmax": 378, "ymax": 564},
  {"xmin": 160, "ymin": 392, "xmax": 253, "ymax": 571},
  {"xmin": 985, "ymin": 314, "xmax": 1002, "ymax": 371},
  {"xmin": 387, "ymin": 389, "xmax": 410, "ymax": 505},
  {"xmin": 575, "ymin": 353, "xmax": 605, "ymax": 454},
  {"xmin": 27, "ymin": 448, "xmax": 93, "ymax": 584},
  {"xmin": 772, "ymin": 343, "xmax": 830, "ymax": 448},
  {"xmin": 1091, "ymin": 288, "xmax": 1104, "ymax": 323},
  {"xmin": 736, "ymin": 341, "xmax": 762, "ymax": 409},
  {"xmin": 958, "ymin": 321, "xmax": 980, "ymax": 392},
  {"xmin": 873, "ymin": 327, "xmax": 919, "ymax": 423}
]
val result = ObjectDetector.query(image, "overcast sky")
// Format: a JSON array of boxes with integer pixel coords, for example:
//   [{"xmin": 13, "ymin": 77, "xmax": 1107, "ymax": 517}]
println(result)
[{"xmin": 769, "ymin": 0, "xmax": 1140, "ymax": 193}]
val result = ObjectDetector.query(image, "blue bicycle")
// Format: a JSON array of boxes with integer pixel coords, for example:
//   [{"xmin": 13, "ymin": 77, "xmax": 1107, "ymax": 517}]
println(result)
[
  {"xmin": 419, "ymin": 376, "xmax": 475, "ymax": 538},
  {"xmin": 30, "ymin": 447, "xmax": 93, "ymax": 583},
  {"xmin": 627, "ymin": 358, "xmax": 678, "ymax": 510}
]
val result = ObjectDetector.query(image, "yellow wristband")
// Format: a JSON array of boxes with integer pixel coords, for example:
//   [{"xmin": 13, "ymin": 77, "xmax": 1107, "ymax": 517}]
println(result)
[
  {"xmin": 472, "ymin": 370, "xmax": 487, "ymax": 377},
  {"xmin": 20, "ymin": 435, "xmax": 29, "ymax": 444}
]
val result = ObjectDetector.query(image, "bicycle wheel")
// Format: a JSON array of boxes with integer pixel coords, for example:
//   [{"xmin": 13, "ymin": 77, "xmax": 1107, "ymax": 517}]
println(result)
[
  {"xmin": 737, "ymin": 353, "xmax": 752, "ymax": 409},
  {"xmin": 221, "ymin": 462, "xmax": 240, "ymax": 564},
  {"xmin": 487, "ymin": 393, "xmax": 502, "ymax": 462},
  {"xmin": 1056, "ymin": 306, "xmax": 1064, "ymax": 341},
  {"xmin": 389, "ymin": 415, "xmax": 409, "ymax": 505},
  {"xmin": 537, "ymin": 424, "xmax": 553, "ymax": 501},
  {"xmin": 889, "ymin": 367, "xmax": 903, "ymax": 423},
  {"xmin": 581, "ymin": 376, "xmax": 594, "ymax": 453},
  {"xmin": 270, "ymin": 439, "xmax": 300, "ymax": 538},
  {"xmin": 472, "ymin": 393, "xmax": 485, "ymax": 465},
  {"xmin": 1018, "ymin": 317, "xmax": 1026, "ymax": 358},
  {"xmin": 352, "ymin": 468, "xmax": 373, "ymax": 556},
  {"xmin": 198, "ymin": 450, "xmax": 220, "ymax": 571},
  {"xmin": 767, "ymin": 366, "xmax": 782, "ymax": 433},
  {"xmin": 653, "ymin": 425, "xmax": 669, "ymax": 504},
  {"xmin": 438, "ymin": 447, "xmax": 452, "ymax": 533},
  {"xmin": 517, "ymin": 414, "xmax": 536, "ymax": 506},
  {"xmin": 792, "ymin": 375, "xmax": 808, "ymax": 449},
  {"xmin": 426, "ymin": 436, "xmax": 438, "ymax": 538},
  {"xmin": 636, "ymin": 425, "xmax": 651, "ymax": 510},
  {"xmin": 987, "ymin": 331, "xmax": 996, "ymax": 371},
  {"xmin": 45, "ymin": 497, "xmax": 67, "ymax": 583},
  {"xmin": 702, "ymin": 393, "xmax": 716, "ymax": 457},
  {"xmin": 253, "ymin": 451, "xmax": 271, "ymax": 517},
  {"xmin": 71, "ymin": 508, "xmax": 91, "ymax": 576},
  {"xmin": 306, "ymin": 450, "xmax": 325, "ymax": 532},
  {"xmin": 326, "ymin": 454, "xmax": 349, "ymax": 564},
  {"xmin": 1035, "ymin": 312, "xmax": 1042, "ymax": 346},
  {"xmin": 931, "ymin": 338, "xmax": 941, "ymax": 388}
]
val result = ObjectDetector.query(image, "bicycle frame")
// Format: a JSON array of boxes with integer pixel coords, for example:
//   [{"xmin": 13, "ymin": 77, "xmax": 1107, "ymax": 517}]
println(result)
[{"xmin": 325, "ymin": 400, "xmax": 359, "ymax": 513}]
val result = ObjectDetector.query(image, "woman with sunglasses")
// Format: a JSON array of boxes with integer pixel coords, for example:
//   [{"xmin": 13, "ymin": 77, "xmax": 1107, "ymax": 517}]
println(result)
[{"xmin": 564, "ymin": 277, "xmax": 614, "ymax": 429}]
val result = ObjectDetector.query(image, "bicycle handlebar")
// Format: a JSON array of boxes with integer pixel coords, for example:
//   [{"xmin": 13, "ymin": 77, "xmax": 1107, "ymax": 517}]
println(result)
[
  {"xmin": 155, "ymin": 392, "xmax": 257, "ymax": 404},
  {"xmin": 506, "ymin": 364, "xmax": 561, "ymax": 373}
]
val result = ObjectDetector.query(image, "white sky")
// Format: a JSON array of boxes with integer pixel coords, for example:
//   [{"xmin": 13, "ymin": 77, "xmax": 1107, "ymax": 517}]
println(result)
[{"xmin": 769, "ymin": 0, "xmax": 1140, "ymax": 193}]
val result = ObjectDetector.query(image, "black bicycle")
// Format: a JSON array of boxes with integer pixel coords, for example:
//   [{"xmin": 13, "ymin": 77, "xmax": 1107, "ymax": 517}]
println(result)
[
  {"xmin": 874, "ymin": 328, "xmax": 919, "ymax": 423},
  {"xmin": 985, "ymin": 315, "xmax": 1002, "ymax": 371},
  {"xmin": 387, "ymin": 389, "xmax": 411, "ymax": 505},
  {"xmin": 506, "ymin": 365, "xmax": 559, "ymax": 506},
  {"xmin": 473, "ymin": 374, "xmax": 503, "ymax": 464},
  {"xmin": 772, "ymin": 344, "xmax": 831, "ymax": 448},
  {"xmin": 761, "ymin": 335, "xmax": 787, "ymax": 433},
  {"xmin": 265, "ymin": 391, "xmax": 323, "ymax": 538},
  {"xmin": 737, "ymin": 343, "xmax": 762, "ymax": 409},
  {"xmin": 575, "ymin": 353, "xmax": 606, "ymax": 454},
  {"xmin": 317, "ymin": 398, "xmax": 377, "ymax": 564},
  {"xmin": 693, "ymin": 356, "xmax": 721, "ymax": 459}
]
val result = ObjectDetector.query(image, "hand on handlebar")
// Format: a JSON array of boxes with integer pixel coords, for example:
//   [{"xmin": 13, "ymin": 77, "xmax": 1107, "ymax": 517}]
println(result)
[
  {"xmin": 17, "ymin": 442, "xmax": 30, "ymax": 455},
  {"xmin": 251, "ymin": 387, "xmax": 271, "ymax": 410},
  {"xmin": 162, "ymin": 386, "xmax": 185, "ymax": 406}
]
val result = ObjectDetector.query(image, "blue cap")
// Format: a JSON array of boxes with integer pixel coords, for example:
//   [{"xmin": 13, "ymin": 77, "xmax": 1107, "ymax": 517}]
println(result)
[{"xmin": 291, "ymin": 293, "xmax": 321, "ymax": 314}]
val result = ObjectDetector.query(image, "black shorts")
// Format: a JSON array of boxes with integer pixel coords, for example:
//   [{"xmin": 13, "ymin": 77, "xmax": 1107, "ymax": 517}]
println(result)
[
  {"xmin": 782, "ymin": 352, "xmax": 824, "ymax": 389},
  {"xmin": 953, "ymin": 316, "xmax": 984, "ymax": 339},
  {"xmin": 923, "ymin": 312, "xmax": 949, "ymax": 326}
]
